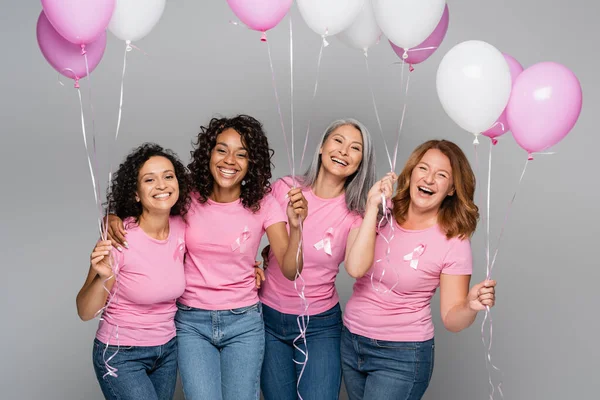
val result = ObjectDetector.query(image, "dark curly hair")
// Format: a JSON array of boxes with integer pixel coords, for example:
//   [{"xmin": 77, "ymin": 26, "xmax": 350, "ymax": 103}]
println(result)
[
  {"xmin": 105, "ymin": 143, "xmax": 192, "ymax": 225},
  {"xmin": 188, "ymin": 115, "xmax": 274, "ymax": 212}
]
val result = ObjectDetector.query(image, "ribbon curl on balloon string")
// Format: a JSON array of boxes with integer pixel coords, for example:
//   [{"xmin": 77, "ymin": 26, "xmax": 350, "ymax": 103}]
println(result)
[
  {"xmin": 264, "ymin": 17, "xmax": 317, "ymax": 399},
  {"xmin": 478, "ymin": 149, "xmax": 553, "ymax": 399},
  {"xmin": 364, "ymin": 54, "xmax": 411, "ymax": 293},
  {"xmin": 92, "ymin": 252, "xmax": 122, "ymax": 378}
]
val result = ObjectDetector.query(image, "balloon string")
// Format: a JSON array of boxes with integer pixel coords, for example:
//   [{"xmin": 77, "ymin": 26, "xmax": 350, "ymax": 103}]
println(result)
[
  {"xmin": 290, "ymin": 17, "xmax": 296, "ymax": 186},
  {"xmin": 288, "ymin": 18, "xmax": 310, "ymax": 399},
  {"xmin": 83, "ymin": 54, "xmax": 106, "ymax": 237},
  {"xmin": 76, "ymin": 88, "xmax": 104, "ymax": 236},
  {"xmin": 265, "ymin": 34, "xmax": 294, "ymax": 176},
  {"xmin": 370, "ymin": 193, "xmax": 399, "ymax": 293},
  {"xmin": 292, "ymin": 215, "xmax": 309, "ymax": 400},
  {"xmin": 101, "ymin": 41, "xmax": 131, "ymax": 240},
  {"xmin": 297, "ymin": 34, "xmax": 325, "ymax": 171},
  {"xmin": 364, "ymin": 53, "xmax": 393, "ymax": 171},
  {"xmin": 392, "ymin": 62, "xmax": 410, "ymax": 172},
  {"xmin": 489, "ymin": 158, "xmax": 530, "ymax": 274},
  {"xmin": 486, "ymin": 140, "xmax": 492, "ymax": 280},
  {"xmin": 481, "ymin": 156, "xmax": 531, "ymax": 399},
  {"xmin": 94, "ymin": 255, "xmax": 122, "ymax": 378}
]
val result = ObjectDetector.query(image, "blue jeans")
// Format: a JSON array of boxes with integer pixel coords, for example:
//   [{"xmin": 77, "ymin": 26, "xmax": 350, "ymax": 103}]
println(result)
[
  {"xmin": 175, "ymin": 302, "xmax": 265, "ymax": 400},
  {"xmin": 92, "ymin": 337, "xmax": 178, "ymax": 400},
  {"xmin": 341, "ymin": 326, "xmax": 435, "ymax": 400},
  {"xmin": 261, "ymin": 303, "xmax": 343, "ymax": 400}
]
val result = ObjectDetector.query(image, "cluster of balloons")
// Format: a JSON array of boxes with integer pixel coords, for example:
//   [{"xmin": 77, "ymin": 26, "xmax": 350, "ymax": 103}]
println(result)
[
  {"xmin": 37, "ymin": 0, "xmax": 166, "ymax": 85},
  {"xmin": 228, "ymin": 0, "xmax": 449, "ymax": 65},
  {"xmin": 436, "ymin": 41, "xmax": 582, "ymax": 157},
  {"xmin": 227, "ymin": 0, "xmax": 582, "ymax": 156}
]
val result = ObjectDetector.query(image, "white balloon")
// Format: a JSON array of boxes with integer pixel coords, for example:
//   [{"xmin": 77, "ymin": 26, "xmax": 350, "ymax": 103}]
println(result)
[
  {"xmin": 436, "ymin": 40, "xmax": 512, "ymax": 135},
  {"xmin": 372, "ymin": 0, "xmax": 445, "ymax": 50},
  {"xmin": 297, "ymin": 0, "xmax": 365, "ymax": 37},
  {"xmin": 336, "ymin": 0, "xmax": 382, "ymax": 52},
  {"xmin": 109, "ymin": 0, "xmax": 166, "ymax": 42}
]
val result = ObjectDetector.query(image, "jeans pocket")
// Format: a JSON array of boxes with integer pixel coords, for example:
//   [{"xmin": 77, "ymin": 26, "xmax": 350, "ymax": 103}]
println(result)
[
  {"xmin": 373, "ymin": 339, "xmax": 417, "ymax": 350},
  {"xmin": 230, "ymin": 302, "xmax": 260, "ymax": 315}
]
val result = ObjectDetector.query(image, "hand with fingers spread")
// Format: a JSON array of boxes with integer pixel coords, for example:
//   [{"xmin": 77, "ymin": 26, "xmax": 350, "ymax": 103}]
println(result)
[
  {"xmin": 254, "ymin": 260, "xmax": 266, "ymax": 289},
  {"xmin": 286, "ymin": 187, "xmax": 308, "ymax": 229},
  {"xmin": 105, "ymin": 214, "xmax": 128, "ymax": 251},
  {"xmin": 90, "ymin": 240, "xmax": 114, "ymax": 280},
  {"xmin": 366, "ymin": 172, "xmax": 398, "ymax": 211},
  {"xmin": 468, "ymin": 280, "xmax": 497, "ymax": 311}
]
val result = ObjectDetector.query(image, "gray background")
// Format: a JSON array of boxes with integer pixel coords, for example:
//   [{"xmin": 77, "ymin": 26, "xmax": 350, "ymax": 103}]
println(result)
[{"xmin": 1, "ymin": 1, "xmax": 598, "ymax": 399}]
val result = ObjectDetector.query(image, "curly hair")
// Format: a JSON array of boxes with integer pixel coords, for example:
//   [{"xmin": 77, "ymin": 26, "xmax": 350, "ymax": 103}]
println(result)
[
  {"xmin": 188, "ymin": 115, "xmax": 274, "ymax": 212},
  {"xmin": 106, "ymin": 143, "xmax": 192, "ymax": 225},
  {"xmin": 392, "ymin": 140, "xmax": 479, "ymax": 239}
]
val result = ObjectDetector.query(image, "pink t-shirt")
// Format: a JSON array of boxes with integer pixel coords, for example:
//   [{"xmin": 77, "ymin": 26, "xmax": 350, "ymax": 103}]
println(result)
[
  {"xmin": 179, "ymin": 193, "xmax": 287, "ymax": 310},
  {"xmin": 96, "ymin": 217, "xmax": 187, "ymax": 347},
  {"xmin": 344, "ymin": 222, "xmax": 472, "ymax": 342},
  {"xmin": 259, "ymin": 177, "xmax": 362, "ymax": 315}
]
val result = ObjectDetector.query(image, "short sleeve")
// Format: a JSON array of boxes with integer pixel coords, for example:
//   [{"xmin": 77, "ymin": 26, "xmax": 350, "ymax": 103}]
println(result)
[
  {"xmin": 262, "ymin": 192, "xmax": 287, "ymax": 230},
  {"xmin": 441, "ymin": 237, "xmax": 473, "ymax": 275},
  {"xmin": 271, "ymin": 177, "xmax": 293, "ymax": 210}
]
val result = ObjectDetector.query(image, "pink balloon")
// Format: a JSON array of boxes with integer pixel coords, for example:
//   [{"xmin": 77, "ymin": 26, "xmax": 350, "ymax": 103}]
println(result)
[
  {"xmin": 37, "ymin": 11, "xmax": 106, "ymax": 82},
  {"xmin": 481, "ymin": 54, "xmax": 524, "ymax": 142},
  {"xmin": 41, "ymin": 0, "xmax": 115, "ymax": 45},
  {"xmin": 390, "ymin": 4, "xmax": 449, "ymax": 66},
  {"xmin": 226, "ymin": 0, "xmax": 292, "ymax": 39},
  {"xmin": 507, "ymin": 62, "xmax": 582, "ymax": 156}
]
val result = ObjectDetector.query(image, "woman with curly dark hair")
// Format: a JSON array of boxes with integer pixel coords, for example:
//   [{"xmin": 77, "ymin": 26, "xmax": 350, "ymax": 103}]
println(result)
[
  {"xmin": 76, "ymin": 143, "xmax": 192, "ymax": 400},
  {"xmin": 341, "ymin": 140, "xmax": 498, "ymax": 400},
  {"xmin": 107, "ymin": 115, "xmax": 307, "ymax": 399}
]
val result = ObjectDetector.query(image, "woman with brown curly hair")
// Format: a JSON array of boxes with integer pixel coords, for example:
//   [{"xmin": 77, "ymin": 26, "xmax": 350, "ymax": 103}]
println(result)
[
  {"xmin": 77, "ymin": 143, "xmax": 192, "ymax": 400},
  {"xmin": 107, "ymin": 115, "xmax": 306, "ymax": 400},
  {"xmin": 341, "ymin": 140, "xmax": 497, "ymax": 400}
]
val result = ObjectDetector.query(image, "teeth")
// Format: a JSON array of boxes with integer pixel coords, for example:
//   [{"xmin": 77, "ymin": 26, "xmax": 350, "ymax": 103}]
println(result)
[
  {"xmin": 154, "ymin": 193, "xmax": 170, "ymax": 199},
  {"xmin": 219, "ymin": 167, "xmax": 237, "ymax": 176},
  {"xmin": 331, "ymin": 157, "xmax": 348, "ymax": 166},
  {"xmin": 418, "ymin": 186, "xmax": 434, "ymax": 194}
]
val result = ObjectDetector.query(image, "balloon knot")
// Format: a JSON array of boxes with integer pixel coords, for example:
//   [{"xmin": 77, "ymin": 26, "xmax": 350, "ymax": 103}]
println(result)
[
  {"xmin": 80, "ymin": 44, "xmax": 86, "ymax": 55},
  {"xmin": 492, "ymin": 138, "xmax": 498, "ymax": 146},
  {"xmin": 260, "ymin": 32, "xmax": 267, "ymax": 42}
]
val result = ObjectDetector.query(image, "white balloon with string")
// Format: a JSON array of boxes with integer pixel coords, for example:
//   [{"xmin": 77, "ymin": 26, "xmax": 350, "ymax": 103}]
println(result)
[
  {"xmin": 336, "ymin": 0, "xmax": 382, "ymax": 55},
  {"xmin": 436, "ymin": 40, "xmax": 512, "ymax": 142},
  {"xmin": 297, "ymin": 0, "xmax": 365, "ymax": 45},
  {"xmin": 372, "ymin": 0, "xmax": 445, "ymax": 50}
]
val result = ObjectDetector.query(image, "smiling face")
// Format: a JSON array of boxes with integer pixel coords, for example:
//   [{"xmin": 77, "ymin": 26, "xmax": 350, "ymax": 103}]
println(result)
[
  {"xmin": 319, "ymin": 124, "xmax": 363, "ymax": 179},
  {"xmin": 135, "ymin": 156, "xmax": 180, "ymax": 214},
  {"xmin": 409, "ymin": 149, "xmax": 455, "ymax": 214},
  {"xmin": 209, "ymin": 128, "xmax": 249, "ymax": 192}
]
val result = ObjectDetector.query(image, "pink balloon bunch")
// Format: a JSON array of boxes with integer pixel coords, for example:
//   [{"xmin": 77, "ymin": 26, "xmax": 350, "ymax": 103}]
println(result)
[
  {"xmin": 36, "ymin": 11, "xmax": 106, "ymax": 85},
  {"xmin": 37, "ymin": 0, "xmax": 115, "ymax": 85}
]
